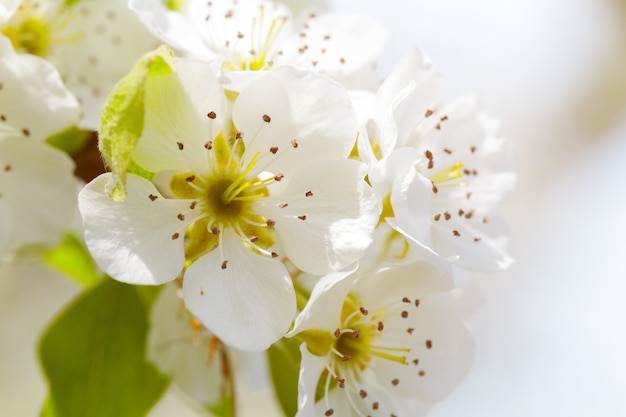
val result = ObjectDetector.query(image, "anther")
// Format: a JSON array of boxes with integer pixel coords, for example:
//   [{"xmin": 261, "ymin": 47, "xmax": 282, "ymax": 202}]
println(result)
[
  {"xmin": 334, "ymin": 329, "xmax": 341, "ymax": 337},
  {"xmin": 470, "ymin": 146, "xmax": 477, "ymax": 153},
  {"xmin": 458, "ymin": 209, "xmax": 465, "ymax": 216},
  {"xmin": 298, "ymin": 215, "xmax": 307, "ymax": 221},
  {"xmin": 274, "ymin": 173, "xmax": 284, "ymax": 181},
  {"xmin": 444, "ymin": 212, "xmax": 451, "ymax": 220},
  {"xmin": 341, "ymin": 355, "xmax": 351, "ymax": 361},
  {"xmin": 262, "ymin": 114, "xmax": 271, "ymax": 123},
  {"xmin": 377, "ymin": 322, "xmax": 384, "ymax": 331},
  {"xmin": 425, "ymin": 109, "xmax": 434, "ymax": 118},
  {"xmin": 407, "ymin": 328, "xmax": 414, "ymax": 334},
  {"xmin": 224, "ymin": 10, "xmax": 233, "ymax": 18},
  {"xmin": 336, "ymin": 377, "xmax": 345, "ymax": 388},
  {"xmin": 279, "ymin": 203, "xmax": 288, "ymax": 208},
  {"xmin": 353, "ymin": 329, "xmax": 360, "ymax": 338},
  {"xmin": 271, "ymin": 252, "xmax": 279, "ymax": 258},
  {"xmin": 431, "ymin": 183, "xmax": 438, "ymax": 194},
  {"xmin": 171, "ymin": 233, "xmax": 180, "ymax": 240},
  {"xmin": 221, "ymin": 260, "xmax": 228, "ymax": 269},
  {"xmin": 340, "ymin": 57, "xmax": 346, "ymax": 64},
  {"xmin": 482, "ymin": 216, "xmax": 489, "ymax": 223},
  {"xmin": 402, "ymin": 297, "xmax": 411, "ymax": 303},
  {"xmin": 359, "ymin": 389, "xmax": 367, "ymax": 398},
  {"xmin": 474, "ymin": 237, "xmax": 482, "ymax": 242},
  {"xmin": 270, "ymin": 146, "xmax": 278, "ymax": 154},
  {"xmin": 372, "ymin": 402, "xmax": 379, "ymax": 410},
  {"xmin": 186, "ymin": 175, "xmax": 195, "ymax": 182},
  {"xmin": 453, "ymin": 230, "xmax": 461, "ymax": 237},
  {"xmin": 207, "ymin": 111, "xmax": 217, "ymax": 119},
  {"xmin": 391, "ymin": 378, "xmax": 399, "ymax": 386},
  {"xmin": 148, "ymin": 194, "xmax": 158, "ymax": 201},
  {"xmin": 435, "ymin": 123, "xmax": 441, "ymax": 130},
  {"xmin": 415, "ymin": 299, "xmax": 420, "ymax": 307},
  {"xmin": 305, "ymin": 190, "xmax": 313, "ymax": 197},
  {"xmin": 441, "ymin": 115, "xmax": 449, "ymax": 121},
  {"xmin": 401, "ymin": 311, "xmax": 408, "ymax": 318},
  {"xmin": 413, "ymin": 359, "xmax": 419, "ymax": 366},
  {"xmin": 426, "ymin": 340, "xmax": 433, "ymax": 349},
  {"xmin": 190, "ymin": 201, "xmax": 197, "ymax": 209},
  {"xmin": 291, "ymin": 139, "xmax": 299, "ymax": 148},
  {"xmin": 360, "ymin": 307, "xmax": 368, "ymax": 315},
  {"xmin": 177, "ymin": 213, "xmax": 185, "ymax": 221},
  {"xmin": 418, "ymin": 370, "xmax": 426, "ymax": 377},
  {"xmin": 236, "ymin": 132, "xmax": 244, "ymax": 139},
  {"xmin": 444, "ymin": 148, "xmax": 452, "ymax": 154},
  {"xmin": 205, "ymin": 141, "xmax": 213, "ymax": 150},
  {"xmin": 424, "ymin": 150, "xmax": 433, "ymax": 160},
  {"xmin": 325, "ymin": 409, "xmax": 334, "ymax": 416},
  {"xmin": 433, "ymin": 214, "xmax": 441, "ymax": 221},
  {"xmin": 177, "ymin": 142, "xmax": 184, "ymax": 150},
  {"xmin": 266, "ymin": 219, "xmax": 276, "ymax": 227},
  {"xmin": 249, "ymin": 236, "xmax": 259, "ymax": 242},
  {"xmin": 211, "ymin": 227, "xmax": 220, "ymax": 235}
]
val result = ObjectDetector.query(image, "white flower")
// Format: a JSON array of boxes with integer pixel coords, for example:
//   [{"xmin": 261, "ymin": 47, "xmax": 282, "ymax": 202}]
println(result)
[
  {"xmin": 1, "ymin": 0, "xmax": 157, "ymax": 128},
  {"xmin": 0, "ymin": 35, "xmax": 78, "ymax": 258},
  {"xmin": 289, "ymin": 262, "xmax": 475, "ymax": 417},
  {"xmin": 358, "ymin": 48, "xmax": 517, "ymax": 271},
  {"xmin": 79, "ymin": 58, "xmax": 379, "ymax": 350},
  {"xmin": 129, "ymin": 0, "xmax": 386, "ymax": 88}
]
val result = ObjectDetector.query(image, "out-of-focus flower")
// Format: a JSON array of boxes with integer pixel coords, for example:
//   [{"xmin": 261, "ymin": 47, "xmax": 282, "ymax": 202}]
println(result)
[
  {"xmin": 356, "ymin": 48, "xmax": 516, "ymax": 271},
  {"xmin": 129, "ymin": 0, "xmax": 386, "ymax": 88},
  {"xmin": 0, "ymin": 0, "xmax": 157, "ymax": 128},
  {"xmin": 78, "ymin": 57, "xmax": 378, "ymax": 351},
  {"xmin": 0, "ymin": 35, "xmax": 77, "ymax": 259},
  {"xmin": 290, "ymin": 262, "xmax": 475, "ymax": 417}
]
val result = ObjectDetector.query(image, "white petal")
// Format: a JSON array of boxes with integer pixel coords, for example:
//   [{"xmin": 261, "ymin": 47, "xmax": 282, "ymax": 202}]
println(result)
[
  {"xmin": 129, "ymin": 0, "xmax": 212, "ymax": 59},
  {"xmin": 261, "ymin": 159, "xmax": 378, "ymax": 275},
  {"xmin": 0, "ymin": 1, "xmax": 19, "ymax": 26},
  {"xmin": 0, "ymin": 137, "xmax": 76, "ymax": 247},
  {"xmin": 0, "ymin": 42, "xmax": 80, "ymax": 139},
  {"xmin": 78, "ymin": 173, "xmax": 201, "ymax": 285},
  {"xmin": 295, "ymin": 345, "xmax": 328, "ymax": 417},
  {"xmin": 234, "ymin": 66, "xmax": 357, "ymax": 172},
  {"xmin": 131, "ymin": 57, "xmax": 225, "ymax": 175},
  {"xmin": 182, "ymin": 230, "xmax": 296, "ymax": 351},
  {"xmin": 0, "ymin": 198, "xmax": 11, "ymax": 256},
  {"xmin": 147, "ymin": 284, "xmax": 222, "ymax": 406},
  {"xmin": 288, "ymin": 265, "xmax": 357, "ymax": 336},
  {"xmin": 374, "ymin": 306, "xmax": 474, "ymax": 403}
]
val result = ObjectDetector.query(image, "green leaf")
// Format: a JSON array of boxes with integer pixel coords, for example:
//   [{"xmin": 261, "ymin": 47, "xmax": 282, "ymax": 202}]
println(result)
[
  {"xmin": 206, "ymin": 394, "xmax": 235, "ymax": 417},
  {"xmin": 46, "ymin": 126, "xmax": 92, "ymax": 155},
  {"xmin": 267, "ymin": 338, "xmax": 302, "ymax": 417},
  {"xmin": 39, "ymin": 278, "xmax": 170, "ymax": 417},
  {"xmin": 98, "ymin": 46, "xmax": 173, "ymax": 201},
  {"xmin": 43, "ymin": 233, "xmax": 101, "ymax": 287}
]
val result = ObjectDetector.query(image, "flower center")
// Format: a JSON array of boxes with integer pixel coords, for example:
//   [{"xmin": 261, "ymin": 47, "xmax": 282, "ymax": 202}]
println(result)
[{"xmin": 1, "ymin": 2, "xmax": 82, "ymax": 58}]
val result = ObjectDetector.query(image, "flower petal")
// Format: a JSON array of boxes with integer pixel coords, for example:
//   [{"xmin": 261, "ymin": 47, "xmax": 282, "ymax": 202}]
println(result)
[
  {"xmin": 261, "ymin": 159, "xmax": 378, "ymax": 275},
  {"xmin": 78, "ymin": 173, "xmax": 201, "ymax": 285},
  {"xmin": 295, "ymin": 344, "xmax": 328, "ymax": 417},
  {"xmin": 183, "ymin": 230, "xmax": 296, "ymax": 351},
  {"xmin": 0, "ymin": 198, "xmax": 11, "ymax": 256},
  {"xmin": 0, "ymin": 38, "xmax": 80, "ymax": 140},
  {"xmin": 0, "ymin": 137, "xmax": 76, "ymax": 248}
]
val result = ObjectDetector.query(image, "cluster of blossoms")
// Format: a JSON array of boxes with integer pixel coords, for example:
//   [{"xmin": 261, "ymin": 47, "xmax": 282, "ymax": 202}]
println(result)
[{"xmin": 1, "ymin": 0, "xmax": 515, "ymax": 416}]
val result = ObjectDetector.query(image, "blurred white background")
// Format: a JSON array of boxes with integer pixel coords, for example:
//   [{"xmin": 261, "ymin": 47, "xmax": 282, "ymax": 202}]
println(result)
[{"xmin": 2, "ymin": 0, "xmax": 625, "ymax": 416}]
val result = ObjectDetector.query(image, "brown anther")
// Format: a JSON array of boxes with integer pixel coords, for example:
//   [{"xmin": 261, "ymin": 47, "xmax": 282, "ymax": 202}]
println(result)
[
  {"xmin": 341, "ymin": 355, "xmax": 351, "ymax": 361},
  {"xmin": 428, "ymin": 160, "xmax": 434, "ymax": 169},
  {"xmin": 415, "ymin": 299, "xmax": 420, "ymax": 307},
  {"xmin": 200, "ymin": 289, "xmax": 204, "ymax": 295},
  {"xmin": 237, "ymin": 31, "xmax": 244, "ymax": 39},
  {"xmin": 224, "ymin": 40, "xmax": 230, "ymax": 47},
  {"xmin": 236, "ymin": 131, "xmax": 244, "ymax": 139},
  {"xmin": 211, "ymin": 227, "xmax": 220, "ymax": 235},
  {"xmin": 444, "ymin": 212, "xmax": 451, "ymax": 220},
  {"xmin": 148, "ymin": 194, "xmax": 158, "ymax": 201},
  {"xmin": 205, "ymin": 141, "xmax": 213, "ymax": 150},
  {"xmin": 249, "ymin": 236, "xmax": 259, "ymax": 242},
  {"xmin": 274, "ymin": 173, "xmax": 284, "ymax": 181},
  {"xmin": 424, "ymin": 150, "xmax": 433, "ymax": 160},
  {"xmin": 305, "ymin": 190, "xmax": 313, "ymax": 197},
  {"xmin": 463, "ymin": 169, "xmax": 471, "ymax": 175},
  {"xmin": 177, "ymin": 141, "xmax": 184, "ymax": 150},
  {"xmin": 190, "ymin": 201, "xmax": 197, "ymax": 210},
  {"xmin": 335, "ymin": 377, "xmax": 345, "ymax": 388},
  {"xmin": 291, "ymin": 139, "xmax": 299, "ymax": 148},
  {"xmin": 0, "ymin": 115, "xmax": 6, "ymax": 122},
  {"xmin": 402, "ymin": 297, "xmax": 411, "ymax": 303},
  {"xmin": 441, "ymin": 115, "xmax": 449, "ymax": 121},
  {"xmin": 299, "ymin": 32, "xmax": 306, "ymax": 38},
  {"xmin": 224, "ymin": 9, "xmax": 233, "ymax": 18},
  {"xmin": 22, "ymin": 128, "xmax": 30, "ymax": 136},
  {"xmin": 221, "ymin": 260, "xmax": 228, "ymax": 269},
  {"xmin": 262, "ymin": 114, "xmax": 271, "ymax": 123},
  {"xmin": 323, "ymin": 34, "xmax": 330, "ymax": 40},
  {"xmin": 425, "ymin": 109, "xmax": 434, "ymax": 118},
  {"xmin": 269, "ymin": 146, "xmax": 279, "ymax": 154},
  {"xmin": 297, "ymin": 215, "xmax": 307, "ymax": 221},
  {"xmin": 340, "ymin": 57, "xmax": 346, "ymax": 64},
  {"xmin": 434, "ymin": 214, "xmax": 441, "ymax": 221},
  {"xmin": 474, "ymin": 237, "xmax": 482, "ymax": 242},
  {"xmin": 418, "ymin": 370, "xmax": 426, "ymax": 377},
  {"xmin": 470, "ymin": 145, "xmax": 477, "ymax": 153},
  {"xmin": 271, "ymin": 252, "xmax": 279, "ymax": 258},
  {"xmin": 435, "ymin": 123, "xmax": 441, "ymax": 130},
  {"xmin": 391, "ymin": 378, "xmax": 399, "ymax": 386},
  {"xmin": 482, "ymin": 216, "xmax": 489, "ymax": 223},
  {"xmin": 312, "ymin": 60, "xmax": 318, "ymax": 67},
  {"xmin": 171, "ymin": 233, "xmax": 180, "ymax": 240},
  {"xmin": 377, "ymin": 321, "xmax": 384, "ymax": 331},
  {"xmin": 426, "ymin": 340, "xmax": 433, "ymax": 349},
  {"xmin": 334, "ymin": 328, "xmax": 341, "ymax": 338},
  {"xmin": 458, "ymin": 209, "xmax": 465, "ymax": 216},
  {"xmin": 372, "ymin": 402, "xmax": 379, "ymax": 410},
  {"xmin": 432, "ymin": 183, "xmax": 438, "ymax": 194},
  {"xmin": 325, "ymin": 409, "xmax": 334, "ymax": 416},
  {"xmin": 466, "ymin": 192, "xmax": 473, "ymax": 199},
  {"xmin": 266, "ymin": 219, "xmax": 276, "ymax": 227},
  {"xmin": 472, "ymin": 169, "xmax": 478, "ymax": 176},
  {"xmin": 444, "ymin": 148, "xmax": 452, "ymax": 154},
  {"xmin": 205, "ymin": 14, "xmax": 210, "ymax": 21},
  {"xmin": 185, "ymin": 175, "xmax": 195, "ymax": 182},
  {"xmin": 207, "ymin": 111, "xmax": 217, "ymax": 119},
  {"xmin": 407, "ymin": 327, "xmax": 414, "ymax": 334},
  {"xmin": 359, "ymin": 389, "xmax": 367, "ymax": 398},
  {"xmin": 453, "ymin": 230, "xmax": 461, "ymax": 237},
  {"xmin": 401, "ymin": 311, "xmax": 408, "ymax": 318},
  {"xmin": 279, "ymin": 203, "xmax": 288, "ymax": 208},
  {"xmin": 353, "ymin": 329, "xmax": 360, "ymax": 339},
  {"xmin": 177, "ymin": 213, "xmax": 185, "ymax": 221},
  {"xmin": 465, "ymin": 210, "xmax": 474, "ymax": 219},
  {"xmin": 360, "ymin": 307, "xmax": 369, "ymax": 315}
]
